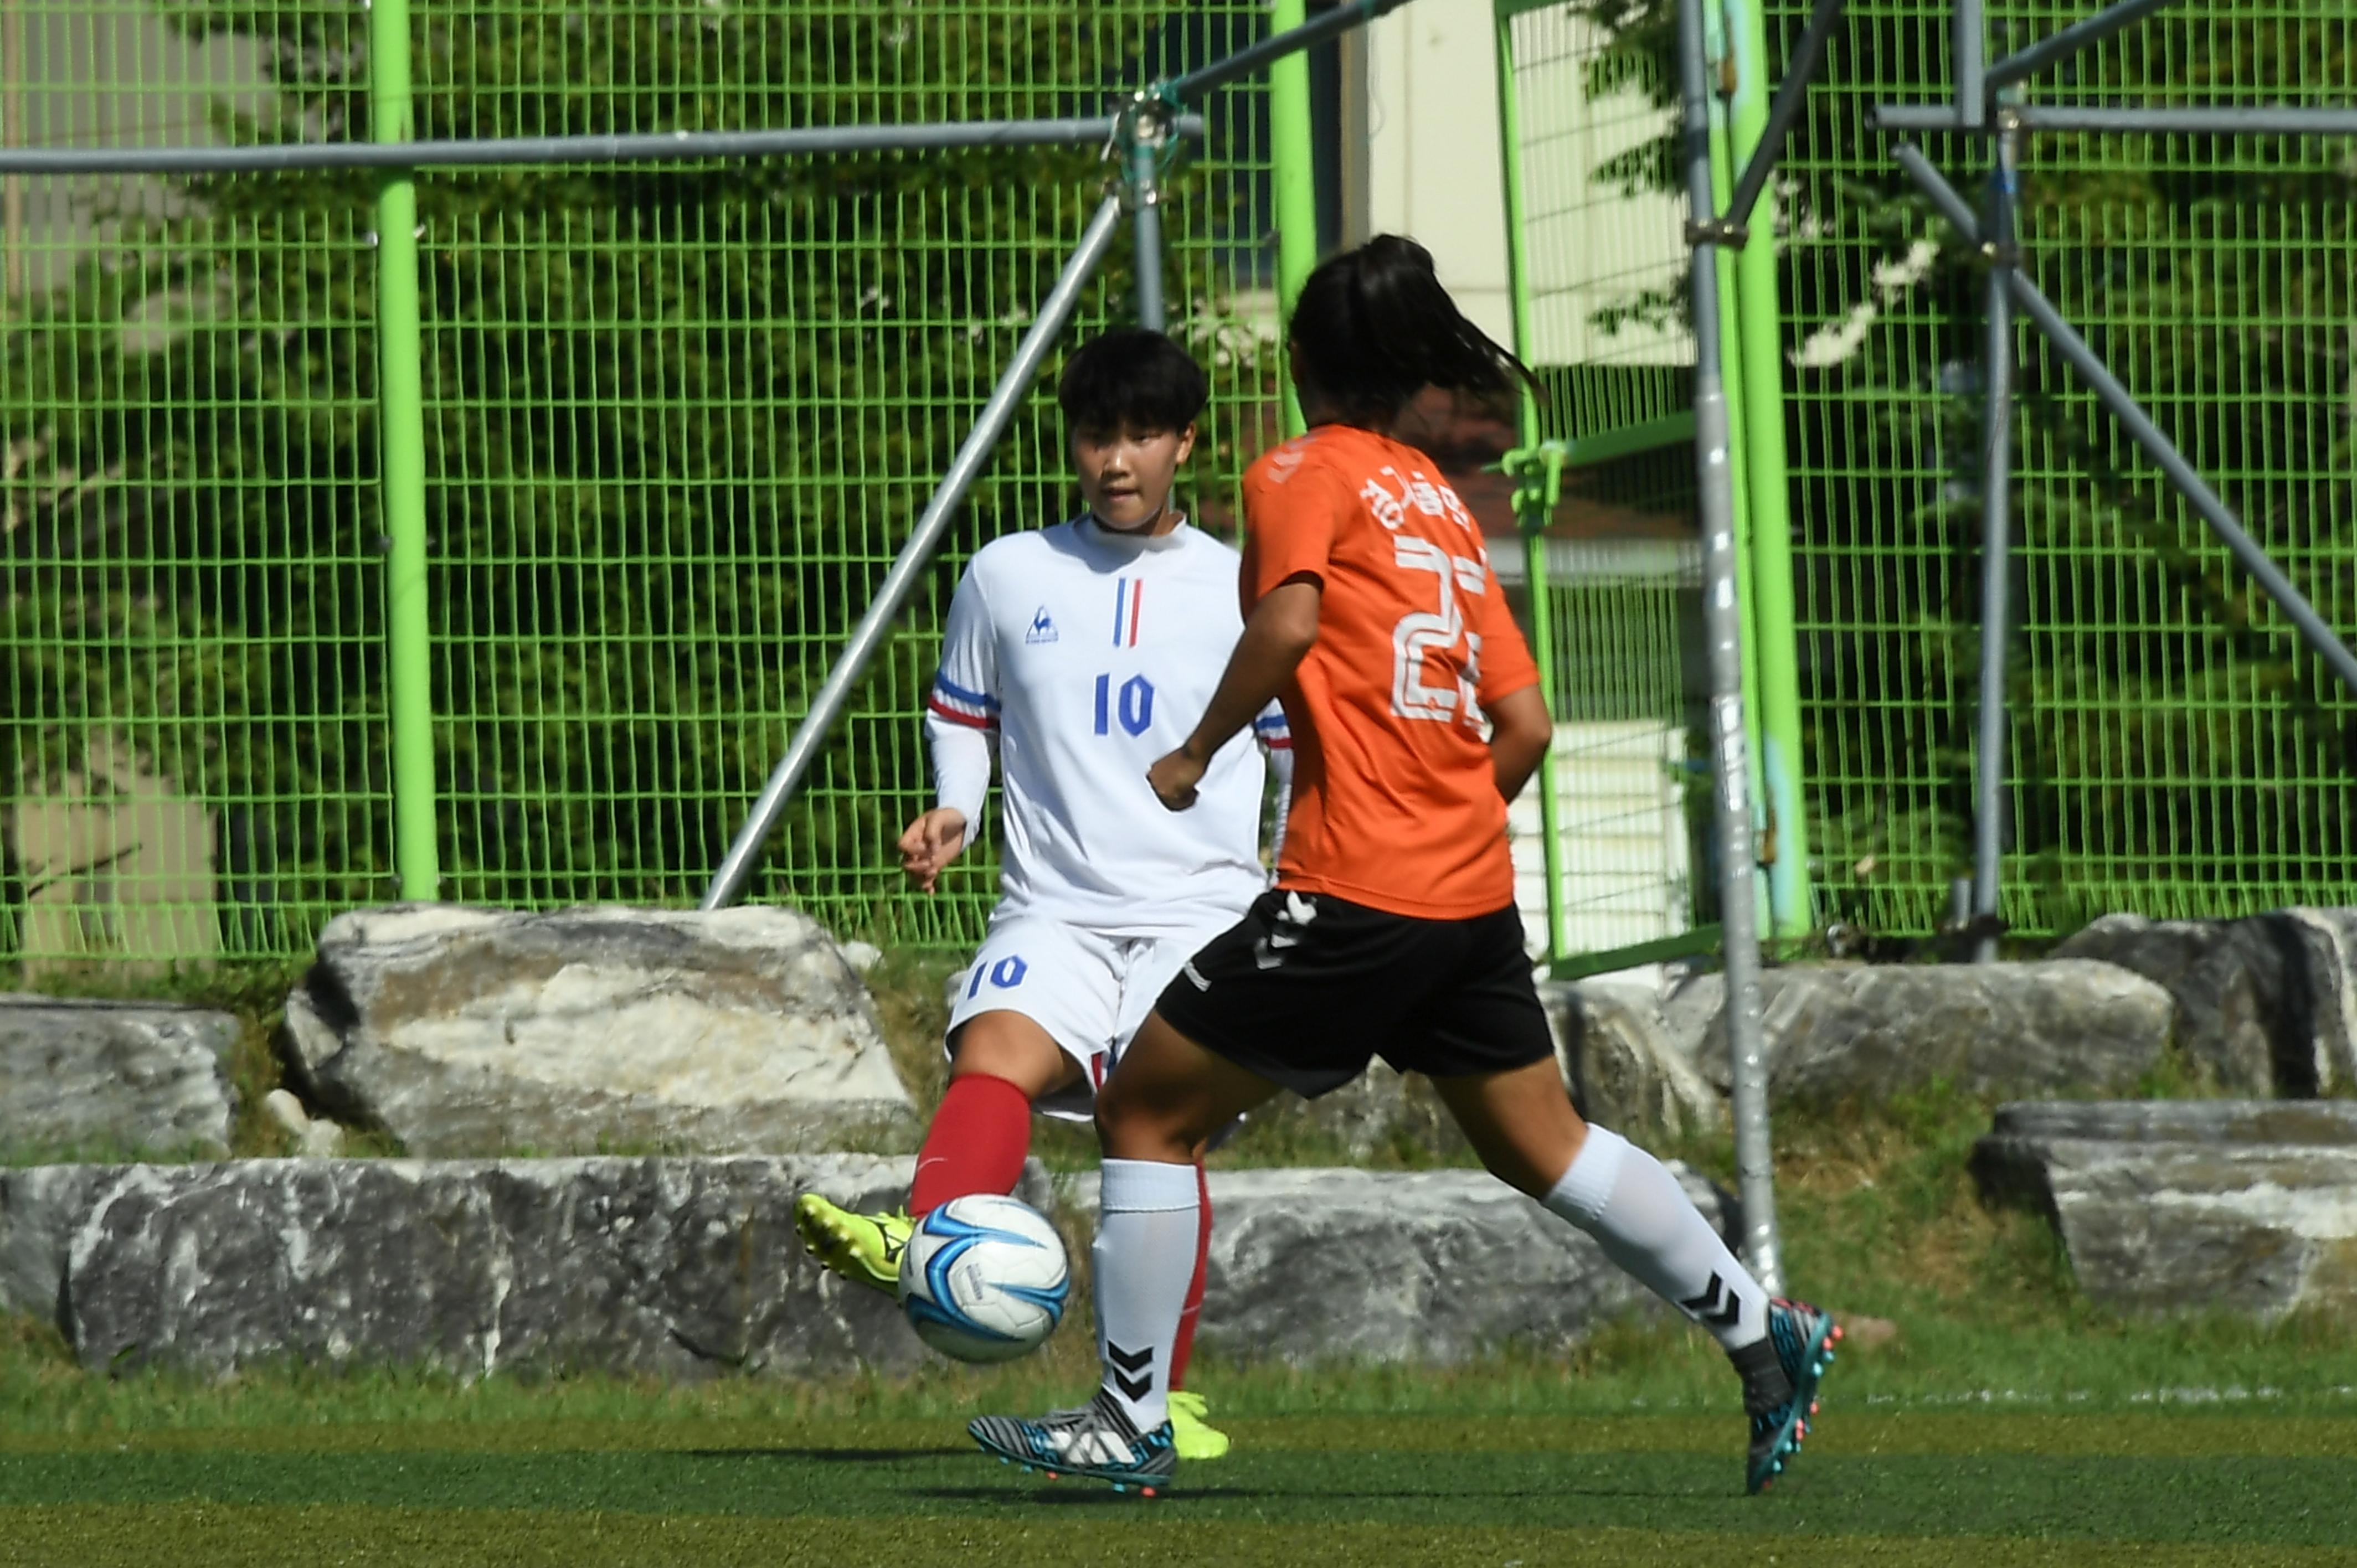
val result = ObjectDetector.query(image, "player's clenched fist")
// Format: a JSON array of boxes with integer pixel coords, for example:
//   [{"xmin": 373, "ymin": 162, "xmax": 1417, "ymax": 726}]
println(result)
[
  {"xmin": 898, "ymin": 807, "xmax": 968, "ymax": 893},
  {"xmin": 1146, "ymin": 747, "xmax": 1207, "ymax": 812}
]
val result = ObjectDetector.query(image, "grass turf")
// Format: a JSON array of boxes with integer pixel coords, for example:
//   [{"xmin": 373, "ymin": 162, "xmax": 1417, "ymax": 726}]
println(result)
[{"xmin": 3, "ymin": 1411, "xmax": 2354, "ymax": 1566}]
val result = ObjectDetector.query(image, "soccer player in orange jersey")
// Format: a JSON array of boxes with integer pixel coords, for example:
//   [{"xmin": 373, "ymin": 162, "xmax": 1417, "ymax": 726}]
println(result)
[{"xmin": 969, "ymin": 236, "xmax": 1838, "ymax": 1497}]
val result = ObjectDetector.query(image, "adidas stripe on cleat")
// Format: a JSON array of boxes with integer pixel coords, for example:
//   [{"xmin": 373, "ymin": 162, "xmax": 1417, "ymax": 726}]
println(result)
[
  {"xmin": 1744, "ymin": 1298, "xmax": 1841, "ymax": 1497},
  {"xmin": 970, "ymin": 1390, "xmax": 1178, "ymax": 1494}
]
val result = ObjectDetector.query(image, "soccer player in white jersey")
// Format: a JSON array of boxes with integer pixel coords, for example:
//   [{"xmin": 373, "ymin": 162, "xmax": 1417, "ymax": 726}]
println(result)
[{"xmin": 794, "ymin": 331, "xmax": 1286, "ymax": 1462}]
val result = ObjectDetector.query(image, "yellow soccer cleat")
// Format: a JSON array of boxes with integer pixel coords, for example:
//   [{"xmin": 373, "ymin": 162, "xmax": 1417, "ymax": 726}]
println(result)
[
  {"xmin": 794, "ymin": 1193, "xmax": 912, "ymax": 1296},
  {"xmin": 1167, "ymin": 1390, "xmax": 1231, "ymax": 1461}
]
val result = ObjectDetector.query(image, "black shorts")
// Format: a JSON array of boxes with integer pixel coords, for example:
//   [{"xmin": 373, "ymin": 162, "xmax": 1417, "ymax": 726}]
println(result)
[{"xmin": 1152, "ymin": 889, "xmax": 1556, "ymax": 1099}]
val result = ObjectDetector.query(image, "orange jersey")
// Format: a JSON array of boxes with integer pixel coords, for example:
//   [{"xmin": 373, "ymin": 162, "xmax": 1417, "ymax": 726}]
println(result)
[{"xmin": 1241, "ymin": 424, "xmax": 1541, "ymax": 920}]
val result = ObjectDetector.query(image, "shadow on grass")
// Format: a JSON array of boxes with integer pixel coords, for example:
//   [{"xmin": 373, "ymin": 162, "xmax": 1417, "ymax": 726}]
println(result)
[{"xmin": 686, "ymin": 1447, "xmax": 950, "ymax": 1463}]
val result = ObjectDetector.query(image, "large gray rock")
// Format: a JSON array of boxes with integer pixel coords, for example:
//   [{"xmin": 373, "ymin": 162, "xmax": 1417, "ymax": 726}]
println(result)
[
  {"xmin": 6, "ymin": 1155, "xmax": 1051, "ymax": 1376},
  {"xmin": 11, "ymin": 1157, "xmax": 1718, "ymax": 1374},
  {"xmin": 1690, "ymin": 961, "xmax": 2171, "ymax": 1107},
  {"xmin": 1223, "ymin": 1064, "xmax": 1470, "ymax": 1164},
  {"xmin": 2055, "ymin": 910, "xmax": 2357, "ymax": 1096},
  {"xmin": 282, "ymin": 905, "xmax": 914, "ymax": 1156},
  {"xmin": 1973, "ymin": 1102, "xmax": 2357, "ymax": 1319},
  {"xmin": 0, "ymin": 998, "xmax": 240, "ymax": 1158},
  {"xmin": 1542, "ymin": 981, "xmax": 1723, "ymax": 1140},
  {"xmin": 1060, "ymin": 1163, "xmax": 1732, "ymax": 1364}
]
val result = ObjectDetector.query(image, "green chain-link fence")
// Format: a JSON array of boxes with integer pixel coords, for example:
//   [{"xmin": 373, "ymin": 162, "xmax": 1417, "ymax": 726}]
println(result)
[
  {"xmin": 1769, "ymin": 0, "xmax": 2357, "ymax": 937},
  {"xmin": 9, "ymin": 0, "xmax": 2355, "ymax": 974},
  {"xmin": 2, "ymin": 0, "xmax": 1284, "ymax": 970}
]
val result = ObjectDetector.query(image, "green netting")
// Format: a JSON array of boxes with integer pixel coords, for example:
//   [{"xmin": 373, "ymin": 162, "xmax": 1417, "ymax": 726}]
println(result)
[
  {"xmin": 2, "ymin": 1, "xmax": 1281, "ymax": 968},
  {"xmin": 1769, "ymin": 0, "xmax": 2357, "ymax": 936},
  {"xmin": 1499, "ymin": 4, "xmax": 1702, "ymax": 956}
]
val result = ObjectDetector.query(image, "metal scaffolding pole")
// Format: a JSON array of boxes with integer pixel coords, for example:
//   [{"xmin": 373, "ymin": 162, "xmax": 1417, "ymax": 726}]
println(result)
[
  {"xmin": 1876, "ymin": 104, "xmax": 2357, "ymax": 136},
  {"xmin": 700, "ymin": 195, "xmax": 1129, "ymax": 910},
  {"xmin": 1971, "ymin": 111, "xmax": 2021, "ymax": 964},
  {"xmin": 1124, "ymin": 98, "xmax": 1171, "ymax": 333},
  {"xmin": 0, "ymin": 115, "xmax": 1207, "ymax": 176},
  {"xmin": 702, "ymin": 0, "xmax": 1422, "ymax": 907},
  {"xmin": 1985, "ymin": 0, "xmax": 2183, "ymax": 94},
  {"xmin": 1955, "ymin": 0, "xmax": 1985, "ymax": 132},
  {"xmin": 1169, "ymin": 0, "xmax": 1409, "ymax": 102},
  {"xmin": 1892, "ymin": 146, "xmax": 2357, "ymax": 705},
  {"xmin": 1678, "ymin": 0, "xmax": 1782, "ymax": 1293},
  {"xmin": 1720, "ymin": 0, "xmax": 1845, "ymax": 237}
]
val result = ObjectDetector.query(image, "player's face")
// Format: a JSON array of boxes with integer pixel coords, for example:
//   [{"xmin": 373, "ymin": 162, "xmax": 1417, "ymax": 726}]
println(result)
[{"xmin": 1072, "ymin": 423, "xmax": 1196, "ymax": 535}]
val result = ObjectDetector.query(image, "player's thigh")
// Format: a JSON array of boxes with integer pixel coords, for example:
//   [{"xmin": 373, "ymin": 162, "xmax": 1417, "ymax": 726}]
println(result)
[
  {"xmin": 1428, "ymin": 1055, "xmax": 1589, "ymax": 1198},
  {"xmin": 947, "ymin": 917, "xmax": 1120, "ymax": 1109},
  {"xmin": 1097, "ymin": 1010, "xmax": 1284, "ymax": 1163},
  {"xmin": 947, "ymin": 1010, "xmax": 1082, "ymax": 1101},
  {"xmin": 1388, "ymin": 905, "xmax": 1582, "ymax": 1197}
]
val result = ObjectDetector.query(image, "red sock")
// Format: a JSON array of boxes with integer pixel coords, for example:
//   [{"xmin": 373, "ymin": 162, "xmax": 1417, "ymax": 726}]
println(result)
[
  {"xmin": 909, "ymin": 1073, "xmax": 1033, "ymax": 1214},
  {"xmin": 1169, "ymin": 1161, "xmax": 1212, "ymax": 1390}
]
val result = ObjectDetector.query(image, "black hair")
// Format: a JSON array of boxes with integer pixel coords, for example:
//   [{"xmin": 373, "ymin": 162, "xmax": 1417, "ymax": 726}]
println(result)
[
  {"xmin": 1286, "ymin": 234, "xmax": 1535, "ymax": 428},
  {"xmin": 1056, "ymin": 328, "xmax": 1210, "ymax": 437}
]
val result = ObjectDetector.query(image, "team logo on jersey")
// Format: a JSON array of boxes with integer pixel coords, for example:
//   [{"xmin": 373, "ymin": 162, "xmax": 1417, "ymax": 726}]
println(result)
[{"xmin": 1026, "ymin": 606, "xmax": 1059, "ymax": 644}]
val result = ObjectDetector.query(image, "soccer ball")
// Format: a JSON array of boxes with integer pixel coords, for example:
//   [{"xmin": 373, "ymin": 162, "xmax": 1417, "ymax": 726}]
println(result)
[{"xmin": 897, "ymin": 1193, "xmax": 1071, "ymax": 1363}]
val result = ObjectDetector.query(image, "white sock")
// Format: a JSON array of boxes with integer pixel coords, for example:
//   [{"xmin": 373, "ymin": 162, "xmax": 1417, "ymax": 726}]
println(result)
[
  {"xmin": 1093, "ymin": 1158, "xmax": 1201, "ymax": 1431},
  {"xmin": 1542, "ymin": 1126, "xmax": 1769, "ymax": 1352}
]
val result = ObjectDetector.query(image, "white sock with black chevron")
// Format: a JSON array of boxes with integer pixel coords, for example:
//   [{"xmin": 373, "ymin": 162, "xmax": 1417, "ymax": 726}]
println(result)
[
  {"xmin": 1542, "ymin": 1126, "xmax": 1769, "ymax": 1352},
  {"xmin": 1092, "ymin": 1158, "xmax": 1201, "ymax": 1432}
]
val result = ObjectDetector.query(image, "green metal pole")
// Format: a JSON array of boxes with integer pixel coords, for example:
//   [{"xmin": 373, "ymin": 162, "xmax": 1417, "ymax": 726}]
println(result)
[
  {"xmin": 1493, "ymin": 5, "xmax": 1568, "ymax": 965},
  {"xmin": 370, "ymin": 0, "xmax": 436, "ymax": 901},
  {"xmin": 1724, "ymin": 0, "xmax": 1813, "ymax": 940},
  {"xmin": 1704, "ymin": 6, "xmax": 1769, "ymax": 935},
  {"xmin": 1270, "ymin": 0, "xmax": 1315, "ymax": 436}
]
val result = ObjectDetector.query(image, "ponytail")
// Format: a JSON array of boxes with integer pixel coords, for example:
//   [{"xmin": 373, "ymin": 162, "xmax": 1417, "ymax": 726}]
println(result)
[{"xmin": 1286, "ymin": 235, "xmax": 1535, "ymax": 428}]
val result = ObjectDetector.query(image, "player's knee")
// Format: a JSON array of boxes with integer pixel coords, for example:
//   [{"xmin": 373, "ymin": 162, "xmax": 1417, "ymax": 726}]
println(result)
[{"xmin": 1093, "ymin": 1074, "xmax": 1191, "ymax": 1161}]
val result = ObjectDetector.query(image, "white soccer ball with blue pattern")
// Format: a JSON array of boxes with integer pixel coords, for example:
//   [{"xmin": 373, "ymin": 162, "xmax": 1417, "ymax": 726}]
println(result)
[{"xmin": 897, "ymin": 1193, "xmax": 1071, "ymax": 1363}]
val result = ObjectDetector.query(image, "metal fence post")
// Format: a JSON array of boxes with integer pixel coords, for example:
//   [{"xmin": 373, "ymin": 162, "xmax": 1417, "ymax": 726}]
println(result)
[
  {"xmin": 1269, "ymin": 0, "xmax": 1316, "ymax": 436},
  {"xmin": 370, "ymin": 0, "xmax": 437, "ymax": 902},
  {"xmin": 1725, "ymin": 0, "xmax": 1815, "ymax": 942},
  {"xmin": 1972, "ymin": 109, "xmax": 2020, "ymax": 962},
  {"xmin": 1680, "ymin": 0, "xmax": 1782, "ymax": 1293},
  {"xmin": 1493, "ymin": 5, "xmax": 1568, "ymax": 965}
]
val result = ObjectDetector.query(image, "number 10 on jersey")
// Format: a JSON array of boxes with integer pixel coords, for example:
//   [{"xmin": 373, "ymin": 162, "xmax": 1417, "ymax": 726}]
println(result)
[{"xmin": 1093, "ymin": 673, "xmax": 1155, "ymax": 737}]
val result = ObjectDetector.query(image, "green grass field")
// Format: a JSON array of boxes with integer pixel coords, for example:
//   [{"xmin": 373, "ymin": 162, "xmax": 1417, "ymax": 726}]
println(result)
[
  {"xmin": 7, "ymin": 1304, "xmax": 2357, "ymax": 1567},
  {"xmin": 4, "ymin": 1404, "xmax": 2355, "ymax": 1565}
]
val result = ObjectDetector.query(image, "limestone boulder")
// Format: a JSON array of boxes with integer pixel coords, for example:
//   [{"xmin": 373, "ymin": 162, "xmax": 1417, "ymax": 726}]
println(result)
[
  {"xmin": 282, "ymin": 904, "xmax": 914, "ymax": 1156},
  {"xmin": 1973, "ymin": 1100, "xmax": 2357, "ymax": 1319},
  {"xmin": 1226, "ymin": 1064, "xmax": 1470, "ymax": 1163},
  {"xmin": 1693, "ymin": 961, "xmax": 2171, "ymax": 1107},
  {"xmin": 0, "ymin": 998, "xmax": 239, "ymax": 1158},
  {"xmin": 1541, "ymin": 980, "xmax": 1723, "ymax": 1141},
  {"xmin": 1061, "ymin": 1163, "xmax": 1733, "ymax": 1364},
  {"xmin": 2055, "ymin": 910, "xmax": 2357, "ymax": 1096},
  {"xmin": 8, "ymin": 1155, "xmax": 1053, "ymax": 1377}
]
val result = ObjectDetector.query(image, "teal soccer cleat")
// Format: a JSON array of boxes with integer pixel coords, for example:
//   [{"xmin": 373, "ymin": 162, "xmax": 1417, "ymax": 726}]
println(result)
[
  {"xmin": 1746, "ymin": 1298, "xmax": 1841, "ymax": 1495},
  {"xmin": 970, "ymin": 1390, "xmax": 1177, "ymax": 1496}
]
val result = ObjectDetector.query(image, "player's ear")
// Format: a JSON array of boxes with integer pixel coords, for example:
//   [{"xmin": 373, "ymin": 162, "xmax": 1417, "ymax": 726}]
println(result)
[{"xmin": 1174, "ymin": 422, "xmax": 1198, "ymax": 465}]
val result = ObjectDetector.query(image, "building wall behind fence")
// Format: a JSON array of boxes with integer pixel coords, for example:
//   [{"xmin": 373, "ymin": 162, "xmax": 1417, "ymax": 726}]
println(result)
[
  {"xmin": 1, "ymin": 0, "xmax": 1283, "ymax": 969},
  {"xmin": 1769, "ymin": 0, "xmax": 2357, "ymax": 937}
]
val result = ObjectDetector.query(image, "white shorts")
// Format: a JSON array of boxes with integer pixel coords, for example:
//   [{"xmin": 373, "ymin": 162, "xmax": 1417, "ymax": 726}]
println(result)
[{"xmin": 946, "ymin": 914, "xmax": 1233, "ymax": 1121}]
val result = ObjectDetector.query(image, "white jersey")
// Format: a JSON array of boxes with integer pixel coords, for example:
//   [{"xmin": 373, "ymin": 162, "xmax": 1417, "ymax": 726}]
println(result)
[{"xmin": 927, "ymin": 514, "xmax": 1285, "ymax": 937}]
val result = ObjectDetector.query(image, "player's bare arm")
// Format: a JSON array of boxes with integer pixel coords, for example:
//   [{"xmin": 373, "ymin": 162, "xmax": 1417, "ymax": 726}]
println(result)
[
  {"xmin": 1484, "ymin": 683, "xmax": 1551, "ymax": 802},
  {"xmin": 897, "ymin": 806, "xmax": 969, "ymax": 894},
  {"xmin": 1147, "ymin": 579, "xmax": 1321, "ymax": 811}
]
